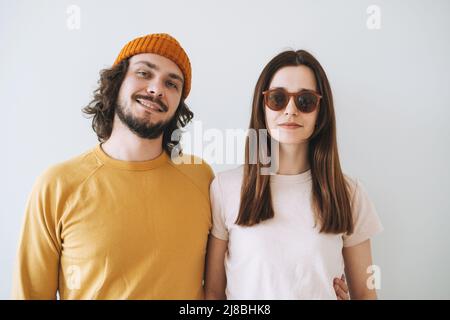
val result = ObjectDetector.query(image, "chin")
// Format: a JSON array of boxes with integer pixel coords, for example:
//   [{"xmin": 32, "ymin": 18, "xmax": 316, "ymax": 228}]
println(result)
[{"xmin": 275, "ymin": 134, "xmax": 305, "ymax": 145}]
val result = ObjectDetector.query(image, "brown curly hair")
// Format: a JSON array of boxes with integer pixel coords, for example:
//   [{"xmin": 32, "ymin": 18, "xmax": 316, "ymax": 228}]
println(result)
[{"xmin": 82, "ymin": 58, "xmax": 193, "ymax": 155}]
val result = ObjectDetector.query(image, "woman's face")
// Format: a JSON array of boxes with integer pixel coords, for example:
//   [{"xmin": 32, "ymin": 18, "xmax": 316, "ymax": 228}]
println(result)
[{"xmin": 265, "ymin": 65, "xmax": 320, "ymax": 145}]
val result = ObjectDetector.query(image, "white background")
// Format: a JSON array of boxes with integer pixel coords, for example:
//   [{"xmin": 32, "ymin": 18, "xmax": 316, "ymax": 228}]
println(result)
[{"xmin": 1, "ymin": 0, "xmax": 449, "ymax": 299}]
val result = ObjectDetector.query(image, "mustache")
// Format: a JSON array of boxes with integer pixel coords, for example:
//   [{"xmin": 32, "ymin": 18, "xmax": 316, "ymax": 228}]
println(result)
[{"xmin": 134, "ymin": 94, "xmax": 168, "ymax": 112}]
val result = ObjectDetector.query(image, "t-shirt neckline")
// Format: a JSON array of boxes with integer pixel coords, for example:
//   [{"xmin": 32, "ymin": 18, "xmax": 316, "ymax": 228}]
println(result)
[
  {"xmin": 270, "ymin": 169, "xmax": 312, "ymax": 184},
  {"xmin": 94, "ymin": 144, "xmax": 169, "ymax": 171}
]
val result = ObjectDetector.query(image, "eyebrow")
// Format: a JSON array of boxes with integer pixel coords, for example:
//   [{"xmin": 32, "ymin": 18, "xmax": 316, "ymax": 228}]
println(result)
[
  {"xmin": 270, "ymin": 86, "xmax": 319, "ymax": 93},
  {"xmin": 134, "ymin": 61, "xmax": 184, "ymax": 84}
]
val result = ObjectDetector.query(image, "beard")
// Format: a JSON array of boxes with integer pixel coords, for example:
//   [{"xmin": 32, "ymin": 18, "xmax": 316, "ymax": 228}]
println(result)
[{"xmin": 116, "ymin": 99, "xmax": 175, "ymax": 140}]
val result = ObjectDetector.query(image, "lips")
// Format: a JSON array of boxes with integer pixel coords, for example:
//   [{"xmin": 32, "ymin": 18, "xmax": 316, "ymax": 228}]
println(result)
[
  {"xmin": 278, "ymin": 122, "xmax": 303, "ymax": 128},
  {"xmin": 135, "ymin": 98, "xmax": 164, "ymax": 112}
]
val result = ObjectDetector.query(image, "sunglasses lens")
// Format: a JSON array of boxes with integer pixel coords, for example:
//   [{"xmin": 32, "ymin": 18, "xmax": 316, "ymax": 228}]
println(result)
[
  {"xmin": 296, "ymin": 92, "xmax": 319, "ymax": 113},
  {"xmin": 267, "ymin": 90, "xmax": 287, "ymax": 110}
]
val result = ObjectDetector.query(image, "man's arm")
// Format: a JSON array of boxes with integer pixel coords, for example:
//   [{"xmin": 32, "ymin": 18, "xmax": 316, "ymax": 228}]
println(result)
[{"xmin": 12, "ymin": 175, "xmax": 60, "ymax": 299}]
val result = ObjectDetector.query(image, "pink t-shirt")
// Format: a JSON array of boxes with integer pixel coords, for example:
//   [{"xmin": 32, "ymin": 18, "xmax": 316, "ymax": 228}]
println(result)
[{"xmin": 210, "ymin": 166, "xmax": 383, "ymax": 299}]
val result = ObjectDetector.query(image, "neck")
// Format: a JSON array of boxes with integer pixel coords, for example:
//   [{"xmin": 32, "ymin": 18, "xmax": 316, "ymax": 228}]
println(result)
[
  {"xmin": 101, "ymin": 115, "xmax": 163, "ymax": 161},
  {"xmin": 276, "ymin": 142, "xmax": 310, "ymax": 175}
]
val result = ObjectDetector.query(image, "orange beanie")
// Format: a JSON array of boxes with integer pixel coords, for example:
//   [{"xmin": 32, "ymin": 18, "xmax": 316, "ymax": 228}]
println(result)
[{"xmin": 113, "ymin": 33, "xmax": 191, "ymax": 98}]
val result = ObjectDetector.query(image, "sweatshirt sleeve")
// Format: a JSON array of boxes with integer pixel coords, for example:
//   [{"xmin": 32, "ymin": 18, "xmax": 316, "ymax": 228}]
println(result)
[{"xmin": 11, "ymin": 170, "xmax": 61, "ymax": 299}]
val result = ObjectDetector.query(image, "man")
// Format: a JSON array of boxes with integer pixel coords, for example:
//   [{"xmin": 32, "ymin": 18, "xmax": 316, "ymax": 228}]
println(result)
[{"xmin": 12, "ymin": 33, "xmax": 213, "ymax": 299}]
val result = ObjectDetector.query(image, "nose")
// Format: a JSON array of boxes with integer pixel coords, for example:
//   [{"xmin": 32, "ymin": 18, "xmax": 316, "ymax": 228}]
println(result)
[
  {"xmin": 146, "ymin": 81, "xmax": 164, "ymax": 98},
  {"xmin": 284, "ymin": 96, "xmax": 298, "ymax": 116}
]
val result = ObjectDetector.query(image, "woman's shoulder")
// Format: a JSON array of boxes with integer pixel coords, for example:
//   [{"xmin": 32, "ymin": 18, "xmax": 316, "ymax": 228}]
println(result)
[
  {"xmin": 343, "ymin": 173, "xmax": 377, "ymax": 211},
  {"xmin": 211, "ymin": 165, "xmax": 244, "ymax": 195},
  {"xmin": 214, "ymin": 165, "xmax": 244, "ymax": 183},
  {"xmin": 343, "ymin": 173, "xmax": 361, "ymax": 200}
]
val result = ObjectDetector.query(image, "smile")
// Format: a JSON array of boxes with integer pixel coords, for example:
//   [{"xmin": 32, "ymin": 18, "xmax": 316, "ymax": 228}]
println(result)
[{"xmin": 135, "ymin": 98, "xmax": 164, "ymax": 112}]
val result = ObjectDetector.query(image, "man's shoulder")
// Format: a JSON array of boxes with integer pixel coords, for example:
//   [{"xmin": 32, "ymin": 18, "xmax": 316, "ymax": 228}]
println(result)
[
  {"xmin": 167, "ymin": 153, "xmax": 215, "ymax": 191},
  {"xmin": 35, "ymin": 148, "xmax": 101, "ymax": 190}
]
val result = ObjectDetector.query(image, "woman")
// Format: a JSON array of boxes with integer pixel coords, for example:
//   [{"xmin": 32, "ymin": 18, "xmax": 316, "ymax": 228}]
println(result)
[{"xmin": 204, "ymin": 50, "xmax": 383, "ymax": 300}]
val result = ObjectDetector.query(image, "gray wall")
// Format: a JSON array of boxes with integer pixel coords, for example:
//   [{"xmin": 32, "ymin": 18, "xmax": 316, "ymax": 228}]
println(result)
[{"xmin": 1, "ymin": 0, "xmax": 449, "ymax": 299}]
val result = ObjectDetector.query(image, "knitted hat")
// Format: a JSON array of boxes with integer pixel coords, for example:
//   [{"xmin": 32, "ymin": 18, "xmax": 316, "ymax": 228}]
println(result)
[{"xmin": 113, "ymin": 33, "xmax": 191, "ymax": 98}]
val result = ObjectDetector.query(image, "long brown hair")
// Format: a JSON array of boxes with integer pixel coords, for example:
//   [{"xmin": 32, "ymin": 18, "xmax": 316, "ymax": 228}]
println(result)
[
  {"xmin": 236, "ymin": 50, "xmax": 354, "ymax": 235},
  {"xmin": 82, "ymin": 59, "xmax": 193, "ymax": 155}
]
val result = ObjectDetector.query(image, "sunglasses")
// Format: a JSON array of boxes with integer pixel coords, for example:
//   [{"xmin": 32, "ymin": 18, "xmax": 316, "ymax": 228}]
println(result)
[{"xmin": 262, "ymin": 88, "xmax": 322, "ymax": 113}]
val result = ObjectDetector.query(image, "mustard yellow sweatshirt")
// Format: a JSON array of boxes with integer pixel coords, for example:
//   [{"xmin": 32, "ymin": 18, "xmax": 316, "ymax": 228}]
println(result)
[{"xmin": 12, "ymin": 145, "xmax": 214, "ymax": 299}]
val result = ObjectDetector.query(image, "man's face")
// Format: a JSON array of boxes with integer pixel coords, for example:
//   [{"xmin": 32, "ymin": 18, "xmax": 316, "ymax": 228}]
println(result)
[{"xmin": 116, "ymin": 53, "xmax": 184, "ymax": 139}]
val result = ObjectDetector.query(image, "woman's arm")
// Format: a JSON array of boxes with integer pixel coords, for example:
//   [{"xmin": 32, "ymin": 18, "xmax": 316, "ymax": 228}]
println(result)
[
  {"xmin": 342, "ymin": 239, "xmax": 378, "ymax": 300},
  {"xmin": 204, "ymin": 234, "xmax": 228, "ymax": 300}
]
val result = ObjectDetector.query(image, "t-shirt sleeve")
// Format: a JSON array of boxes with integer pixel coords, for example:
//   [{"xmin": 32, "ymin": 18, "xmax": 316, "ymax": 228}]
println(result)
[
  {"xmin": 342, "ymin": 179, "xmax": 384, "ymax": 247},
  {"xmin": 210, "ymin": 175, "xmax": 229, "ymax": 241},
  {"xmin": 11, "ymin": 170, "xmax": 61, "ymax": 299}
]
